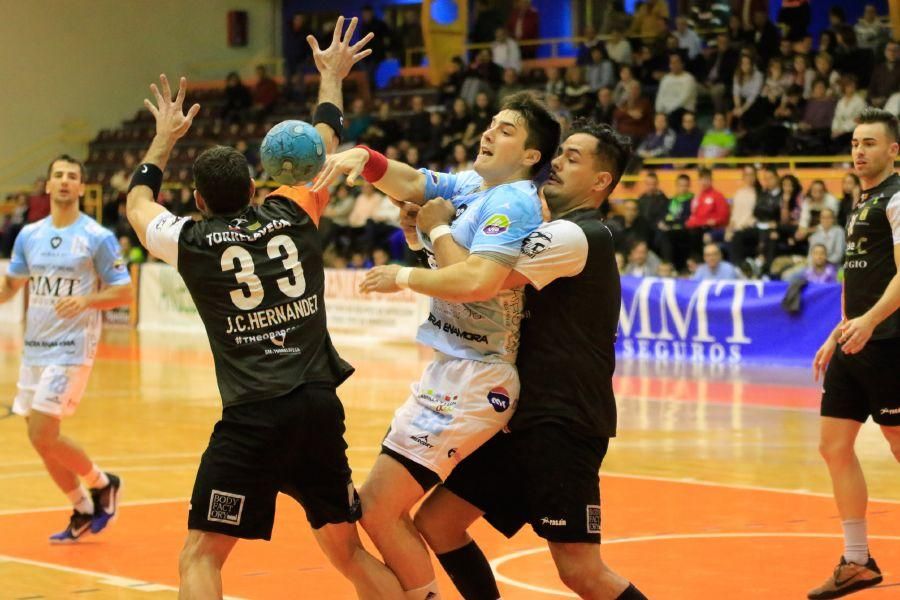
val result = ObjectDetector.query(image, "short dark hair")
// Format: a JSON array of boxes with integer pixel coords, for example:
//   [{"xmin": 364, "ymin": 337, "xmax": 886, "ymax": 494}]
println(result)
[
  {"xmin": 676, "ymin": 173, "xmax": 691, "ymax": 182},
  {"xmin": 698, "ymin": 167, "xmax": 712, "ymax": 178},
  {"xmin": 499, "ymin": 91, "xmax": 561, "ymax": 178},
  {"xmin": 856, "ymin": 107, "xmax": 900, "ymax": 142},
  {"xmin": 193, "ymin": 146, "xmax": 253, "ymax": 215},
  {"xmin": 47, "ymin": 154, "xmax": 86, "ymax": 182},
  {"xmin": 568, "ymin": 118, "xmax": 633, "ymax": 191}
]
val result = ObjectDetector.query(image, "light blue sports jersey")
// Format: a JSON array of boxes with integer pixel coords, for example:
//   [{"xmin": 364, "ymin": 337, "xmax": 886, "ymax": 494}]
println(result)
[
  {"xmin": 416, "ymin": 168, "xmax": 542, "ymax": 363},
  {"xmin": 8, "ymin": 214, "xmax": 130, "ymax": 366}
]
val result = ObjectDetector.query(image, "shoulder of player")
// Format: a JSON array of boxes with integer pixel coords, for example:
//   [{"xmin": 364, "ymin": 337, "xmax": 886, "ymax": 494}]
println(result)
[
  {"xmin": 480, "ymin": 181, "xmax": 540, "ymax": 212},
  {"xmin": 80, "ymin": 214, "xmax": 117, "ymax": 243}
]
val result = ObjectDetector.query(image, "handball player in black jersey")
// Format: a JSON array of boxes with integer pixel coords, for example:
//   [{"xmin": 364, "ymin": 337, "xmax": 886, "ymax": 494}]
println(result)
[
  {"xmin": 124, "ymin": 18, "xmax": 404, "ymax": 600},
  {"xmin": 808, "ymin": 109, "xmax": 900, "ymax": 600}
]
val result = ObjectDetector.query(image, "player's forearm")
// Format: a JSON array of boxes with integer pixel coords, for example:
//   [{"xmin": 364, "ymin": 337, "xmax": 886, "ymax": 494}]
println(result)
[
  {"xmin": 861, "ymin": 274, "xmax": 900, "ymax": 328},
  {"xmin": 408, "ymin": 260, "xmax": 507, "ymax": 303},
  {"xmin": 373, "ymin": 160, "xmax": 426, "ymax": 205},
  {"xmin": 85, "ymin": 283, "xmax": 134, "ymax": 311},
  {"xmin": 0, "ymin": 276, "xmax": 24, "ymax": 303},
  {"xmin": 142, "ymin": 134, "xmax": 177, "ymax": 172},
  {"xmin": 315, "ymin": 74, "xmax": 343, "ymax": 153},
  {"xmin": 431, "ymin": 235, "xmax": 469, "ymax": 268}
]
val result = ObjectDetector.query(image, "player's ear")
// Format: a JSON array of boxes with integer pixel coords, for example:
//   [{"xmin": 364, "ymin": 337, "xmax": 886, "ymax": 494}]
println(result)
[
  {"xmin": 194, "ymin": 190, "xmax": 207, "ymax": 213},
  {"xmin": 523, "ymin": 148, "xmax": 541, "ymax": 168},
  {"xmin": 593, "ymin": 172, "xmax": 613, "ymax": 194}
]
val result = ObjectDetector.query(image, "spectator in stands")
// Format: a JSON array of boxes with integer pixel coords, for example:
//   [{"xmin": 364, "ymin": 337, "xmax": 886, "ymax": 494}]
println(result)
[
  {"xmin": 727, "ymin": 13, "xmax": 748, "ymax": 44},
  {"xmin": 348, "ymin": 182, "xmax": 399, "ymax": 253},
  {"xmin": 751, "ymin": 9, "xmax": 781, "ymax": 66},
  {"xmin": 606, "ymin": 28, "xmax": 633, "ymax": 66},
  {"xmin": 752, "ymin": 166, "xmax": 784, "ymax": 272},
  {"xmin": 763, "ymin": 85, "xmax": 806, "ymax": 155},
  {"xmin": 731, "ymin": 52, "xmax": 765, "ymax": 132},
  {"xmin": 614, "ymin": 80, "xmax": 654, "ymax": 143},
  {"xmin": 726, "ymin": 165, "xmax": 760, "ymax": 265},
  {"xmin": 830, "ymin": 75, "xmax": 866, "ymax": 152},
  {"xmin": 363, "ymin": 102, "xmax": 402, "ymax": 152},
  {"xmin": 701, "ymin": 33, "xmax": 740, "ymax": 115},
  {"xmin": 868, "ymin": 41, "xmax": 900, "ymax": 109},
  {"xmin": 344, "ymin": 98, "xmax": 372, "ymax": 144},
  {"xmin": 471, "ymin": 0, "xmax": 504, "ymax": 44},
  {"xmin": 495, "ymin": 68, "xmax": 525, "ymax": 104},
  {"xmin": 732, "ymin": 0, "xmax": 767, "ymax": 31},
  {"xmin": 563, "ymin": 66, "xmax": 591, "ymax": 115},
  {"xmin": 321, "ymin": 185, "xmax": 355, "ymax": 252},
  {"xmin": 693, "ymin": 243, "xmax": 740, "ymax": 280},
  {"xmin": 613, "ymin": 65, "xmax": 636, "ymax": 106},
  {"xmin": 447, "ymin": 143, "xmax": 474, "ymax": 173},
  {"xmin": 688, "ymin": 0, "xmax": 730, "ymax": 29},
  {"xmin": 585, "ymin": 46, "xmax": 616, "ymax": 92},
  {"xmin": 600, "ymin": 0, "xmax": 632, "ymax": 34},
  {"xmin": 699, "ymin": 112, "xmax": 737, "ymax": 158},
  {"xmin": 788, "ymin": 79, "xmax": 837, "ymax": 154},
  {"xmin": 637, "ymin": 113, "xmax": 676, "ymax": 159},
  {"xmin": 838, "ymin": 172, "xmax": 861, "ymax": 227},
  {"xmin": 460, "ymin": 49, "xmax": 502, "ymax": 106},
  {"xmin": 544, "ymin": 66, "xmax": 565, "ymax": 97},
  {"xmin": 778, "ymin": 0, "xmax": 811, "ymax": 42},
  {"xmin": 656, "ymin": 53, "xmax": 698, "ymax": 129},
  {"xmin": 826, "ymin": 6, "xmax": 847, "ymax": 37},
  {"xmin": 405, "ymin": 95, "xmax": 431, "ymax": 148},
  {"xmin": 623, "ymin": 240, "xmax": 662, "ymax": 277},
  {"xmin": 834, "ymin": 26, "xmax": 874, "ymax": 88},
  {"xmin": 804, "ymin": 244, "xmax": 838, "ymax": 283},
  {"xmin": 396, "ymin": 8, "xmax": 424, "ymax": 66},
  {"xmin": 507, "ymin": 0, "xmax": 539, "ymax": 57},
  {"xmin": 632, "ymin": 45, "xmax": 667, "ymax": 91},
  {"xmin": 796, "ymin": 179, "xmax": 839, "ymax": 241},
  {"xmin": 589, "ymin": 87, "xmax": 617, "ymax": 125},
  {"xmin": 790, "ymin": 54, "xmax": 816, "ymax": 98},
  {"xmin": 360, "ymin": 5, "xmax": 393, "ymax": 64},
  {"xmin": 491, "ymin": 27, "xmax": 522, "ymax": 73},
  {"xmin": 26, "ymin": 177, "xmax": 49, "ymax": 223},
  {"xmin": 762, "ymin": 58, "xmax": 793, "ymax": 108},
  {"xmin": 222, "ymin": 72, "xmax": 252, "ymax": 124},
  {"xmin": 575, "ymin": 24, "xmax": 601, "ymax": 65},
  {"xmin": 671, "ymin": 111, "xmax": 703, "ymax": 158},
  {"xmin": 462, "ymin": 92, "xmax": 493, "ymax": 152},
  {"xmin": 0, "ymin": 193, "xmax": 28, "ymax": 258},
  {"xmin": 656, "ymin": 173, "xmax": 693, "ymax": 269},
  {"xmin": 674, "ymin": 16, "xmax": 702, "ymax": 61},
  {"xmin": 422, "ymin": 112, "xmax": 447, "ymax": 164},
  {"xmin": 807, "ymin": 208, "xmax": 846, "ymax": 267},
  {"xmin": 405, "ymin": 146, "xmax": 421, "ymax": 168},
  {"xmin": 234, "ymin": 140, "xmax": 258, "ymax": 177},
  {"xmin": 813, "ymin": 52, "xmax": 842, "ymax": 98},
  {"xmin": 610, "ymin": 198, "xmax": 654, "ymax": 253},
  {"xmin": 283, "ymin": 14, "xmax": 313, "ymax": 101},
  {"xmin": 546, "ymin": 93, "xmax": 572, "ymax": 124},
  {"xmin": 638, "ymin": 170, "xmax": 670, "ymax": 227},
  {"xmin": 686, "ymin": 168, "xmax": 730, "ymax": 250},
  {"xmin": 440, "ymin": 56, "xmax": 466, "ymax": 105},
  {"xmin": 252, "ymin": 65, "xmax": 279, "ymax": 118},
  {"xmin": 443, "ymin": 98, "xmax": 470, "ymax": 150},
  {"xmin": 854, "ymin": 4, "xmax": 888, "ymax": 51}
]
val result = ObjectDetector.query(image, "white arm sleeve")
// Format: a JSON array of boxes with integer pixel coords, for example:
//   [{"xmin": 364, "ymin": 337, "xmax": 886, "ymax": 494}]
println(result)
[
  {"xmin": 146, "ymin": 210, "xmax": 189, "ymax": 268},
  {"xmin": 513, "ymin": 220, "xmax": 589, "ymax": 290},
  {"xmin": 887, "ymin": 192, "xmax": 900, "ymax": 245}
]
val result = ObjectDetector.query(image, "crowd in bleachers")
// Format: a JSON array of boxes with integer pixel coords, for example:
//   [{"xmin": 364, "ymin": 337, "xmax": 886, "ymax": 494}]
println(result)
[{"xmin": 2, "ymin": 1, "xmax": 897, "ymax": 277}]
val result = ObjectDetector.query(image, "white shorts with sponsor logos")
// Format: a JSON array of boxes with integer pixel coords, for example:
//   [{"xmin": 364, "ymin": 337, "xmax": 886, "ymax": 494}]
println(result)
[
  {"xmin": 12, "ymin": 364, "xmax": 93, "ymax": 419},
  {"xmin": 382, "ymin": 353, "xmax": 519, "ymax": 481}
]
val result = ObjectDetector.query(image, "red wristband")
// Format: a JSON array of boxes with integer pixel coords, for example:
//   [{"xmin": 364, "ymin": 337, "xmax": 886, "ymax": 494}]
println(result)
[{"xmin": 357, "ymin": 145, "xmax": 389, "ymax": 183}]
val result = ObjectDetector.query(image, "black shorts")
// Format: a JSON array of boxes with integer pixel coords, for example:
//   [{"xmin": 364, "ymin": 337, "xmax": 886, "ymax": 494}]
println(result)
[
  {"xmin": 822, "ymin": 338, "xmax": 900, "ymax": 426},
  {"xmin": 443, "ymin": 424, "xmax": 609, "ymax": 544},
  {"xmin": 188, "ymin": 383, "xmax": 360, "ymax": 540}
]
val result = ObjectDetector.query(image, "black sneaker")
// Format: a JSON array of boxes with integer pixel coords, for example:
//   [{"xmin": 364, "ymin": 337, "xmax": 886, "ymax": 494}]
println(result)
[
  {"xmin": 90, "ymin": 472, "xmax": 121, "ymax": 534},
  {"xmin": 808, "ymin": 556, "xmax": 883, "ymax": 599},
  {"xmin": 49, "ymin": 510, "xmax": 93, "ymax": 543}
]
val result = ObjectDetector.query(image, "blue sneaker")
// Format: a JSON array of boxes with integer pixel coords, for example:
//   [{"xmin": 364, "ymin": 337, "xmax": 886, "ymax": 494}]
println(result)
[
  {"xmin": 49, "ymin": 510, "xmax": 93, "ymax": 543},
  {"xmin": 90, "ymin": 472, "xmax": 121, "ymax": 534}
]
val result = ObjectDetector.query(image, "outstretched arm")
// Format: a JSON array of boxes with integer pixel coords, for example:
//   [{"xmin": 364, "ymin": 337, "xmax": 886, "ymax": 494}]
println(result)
[
  {"xmin": 126, "ymin": 75, "xmax": 200, "ymax": 249},
  {"xmin": 0, "ymin": 276, "xmax": 27, "ymax": 303},
  {"xmin": 312, "ymin": 147, "xmax": 427, "ymax": 204}
]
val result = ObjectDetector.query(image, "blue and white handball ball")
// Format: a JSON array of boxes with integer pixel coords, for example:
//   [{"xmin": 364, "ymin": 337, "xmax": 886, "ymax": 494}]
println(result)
[{"xmin": 260, "ymin": 120, "xmax": 325, "ymax": 185}]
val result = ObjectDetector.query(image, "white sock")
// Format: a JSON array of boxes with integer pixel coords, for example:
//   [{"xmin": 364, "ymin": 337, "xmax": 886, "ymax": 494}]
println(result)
[
  {"xmin": 66, "ymin": 487, "xmax": 94, "ymax": 515},
  {"xmin": 83, "ymin": 465, "xmax": 109, "ymax": 489},
  {"xmin": 841, "ymin": 518, "xmax": 868, "ymax": 564},
  {"xmin": 404, "ymin": 580, "xmax": 440, "ymax": 600}
]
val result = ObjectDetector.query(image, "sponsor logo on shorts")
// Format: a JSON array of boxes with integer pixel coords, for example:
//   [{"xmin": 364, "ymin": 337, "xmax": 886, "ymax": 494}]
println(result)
[
  {"xmin": 411, "ymin": 408, "xmax": 452, "ymax": 434},
  {"xmin": 207, "ymin": 490, "xmax": 245, "ymax": 525},
  {"xmin": 521, "ymin": 230, "xmax": 552, "ymax": 258},
  {"xmin": 419, "ymin": 388, "xmax": 458, "ymax": 413},
  {"xmin": 482, "ymin": 214, "xmax": 510, "ymax": 235},
  {"xmin": 50, "ymin": 236, "xmax": 62, "ymax": 249},
  {"xmin": 586, "ymin": 505, "xmax": 601, "ymax": 534},
  {"xmin": 880, "ymin": 407, "xmax": 900, "ymax": 415},
  {"xmin": 541, "ymin": 516, "xmax": 567, "ymax": 527},
  {"xmin": 487, "ymin": 387, "xmax": 511, "ymax": 412},
  {"xmin": 410, "ymin": 434, "xmax": 434, "ymax": 448}
]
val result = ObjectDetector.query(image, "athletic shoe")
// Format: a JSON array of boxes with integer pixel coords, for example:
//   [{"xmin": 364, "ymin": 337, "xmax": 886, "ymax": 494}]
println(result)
[
  {"xmin": 808, "ymin": 556, "xmax": 883, "ymax": 599},
  {"xmin": 90, "ymin": 472, "xmax": 121, "ymax": 534},
  {"xmin": 49, "ymin": 510, "xmax": 93, "ymax": 543}
]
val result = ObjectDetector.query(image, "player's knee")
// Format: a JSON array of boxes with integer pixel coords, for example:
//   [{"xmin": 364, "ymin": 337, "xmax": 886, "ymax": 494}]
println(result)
[
  {"xmin": 412, "ymin": 505, "xmax": 444, "ymax": 547},
  {"xmin": 319, "ymin": 535, "xmax": 365, "ymax": 577},
  {"xmin": 556, "ymin": 561, "xmax": 593, "ymax": 596},
  {"xmin": 178, "ymin": 533, "xmax": 227, "ymax": 576},
  {"xmin": 27, "ymin": 426, "xmax": 57, "ymax": 455},
  {"xmin": 818, "ymin": 438, "xmax": 854, "ymax": 464}
]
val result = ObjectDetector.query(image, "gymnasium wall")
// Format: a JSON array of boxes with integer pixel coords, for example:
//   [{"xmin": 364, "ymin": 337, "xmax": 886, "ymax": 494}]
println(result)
[{"xmin": 0, "ymin": 0, "xmax": 278, "ymax": 189}]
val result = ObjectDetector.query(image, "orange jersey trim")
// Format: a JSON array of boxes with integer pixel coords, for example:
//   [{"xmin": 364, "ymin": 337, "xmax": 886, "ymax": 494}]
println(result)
[{"xmin": 267, "ymin": 184, "xmax": 330, "ymax": 227}]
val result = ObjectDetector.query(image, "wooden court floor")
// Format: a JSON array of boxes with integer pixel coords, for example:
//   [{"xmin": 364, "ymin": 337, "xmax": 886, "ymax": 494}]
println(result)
[{"xmin": 0, "ymin": 326, "xmax": 897, "ymax": 599}]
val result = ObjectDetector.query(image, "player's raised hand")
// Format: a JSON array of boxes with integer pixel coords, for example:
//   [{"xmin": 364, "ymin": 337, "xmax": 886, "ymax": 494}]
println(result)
[
  {"xmin": 417, "ymin": 198, "xmax": 455, "ymax": 234},
  {"xmin": 144, "ymin": 75, "xmax": 201, "ymax": 141},
  {"xmin": 308, "ymin": 16, "xmax": 374, "ymax": 81},
  {"xmin": 312, "ymin": 147, "xmax": 370, "ymax": 191},
  {"xmin": 359, "ymin": 265, "xmax": 403, "ymax": 294}
]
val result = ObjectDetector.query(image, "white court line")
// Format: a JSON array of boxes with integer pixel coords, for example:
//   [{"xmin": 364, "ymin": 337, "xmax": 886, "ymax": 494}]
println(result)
[
  {"xmin": 491, "ymin": 532, "xmax": 900, "ymax": 597},
  {"xmin": 0, "ymin": 554, "xmax": 243, "ymax": 599},
  {"xmin": 600, "ymin": 471, "xmax": 900, "ymax": 505}
]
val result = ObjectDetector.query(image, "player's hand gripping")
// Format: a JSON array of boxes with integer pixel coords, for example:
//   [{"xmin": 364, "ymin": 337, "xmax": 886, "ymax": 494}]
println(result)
[
  {"xmin": 359, "ymin": 265, "xmax": 403, "ymax": 294},
  {"xmin": 399, "ymin": 202, "xmax": 421, "ymax": 248},
  {"xmin": 311, "ymin": 147, "xmax": 370, "ymax": 191},
  {"xmin": 55, "ymin": 296, "xmax": 90, "ymax": 319},
  {"xmin": 144, "ymin": 75, "xmax": 200, "ymax": 142},
  {"xmin": 416, "ymin": 198, "xmax": 455, "ymax": 234},
  {"xmin": 308, "ymin": 16, "xmax": 373, "ymax": 81}
]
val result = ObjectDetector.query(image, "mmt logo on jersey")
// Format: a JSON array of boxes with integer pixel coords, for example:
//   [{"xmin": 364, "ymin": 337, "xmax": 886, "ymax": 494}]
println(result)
[{"xmin": 617, "ymin": 278, "xmax": 764, "ymax": 364}]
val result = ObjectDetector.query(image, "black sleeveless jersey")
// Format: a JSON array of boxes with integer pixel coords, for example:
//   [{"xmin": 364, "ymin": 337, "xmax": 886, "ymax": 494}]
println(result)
[
  {"xmin": 147, "ymin": 186, "xmax": 353, "ymax": 408},
  {"xmin": 844, "ymin": 173, "xmax": 900, "ymax": 340}
]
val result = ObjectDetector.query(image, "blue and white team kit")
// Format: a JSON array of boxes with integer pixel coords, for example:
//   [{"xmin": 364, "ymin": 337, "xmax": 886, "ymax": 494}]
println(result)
[
  {"xmin": 8, "ymin": 214, "xmax": 130, "ymax": 418},
  {"xmin": 382, "ymin": 169, "xmax": 543, "ymax": 479}
]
